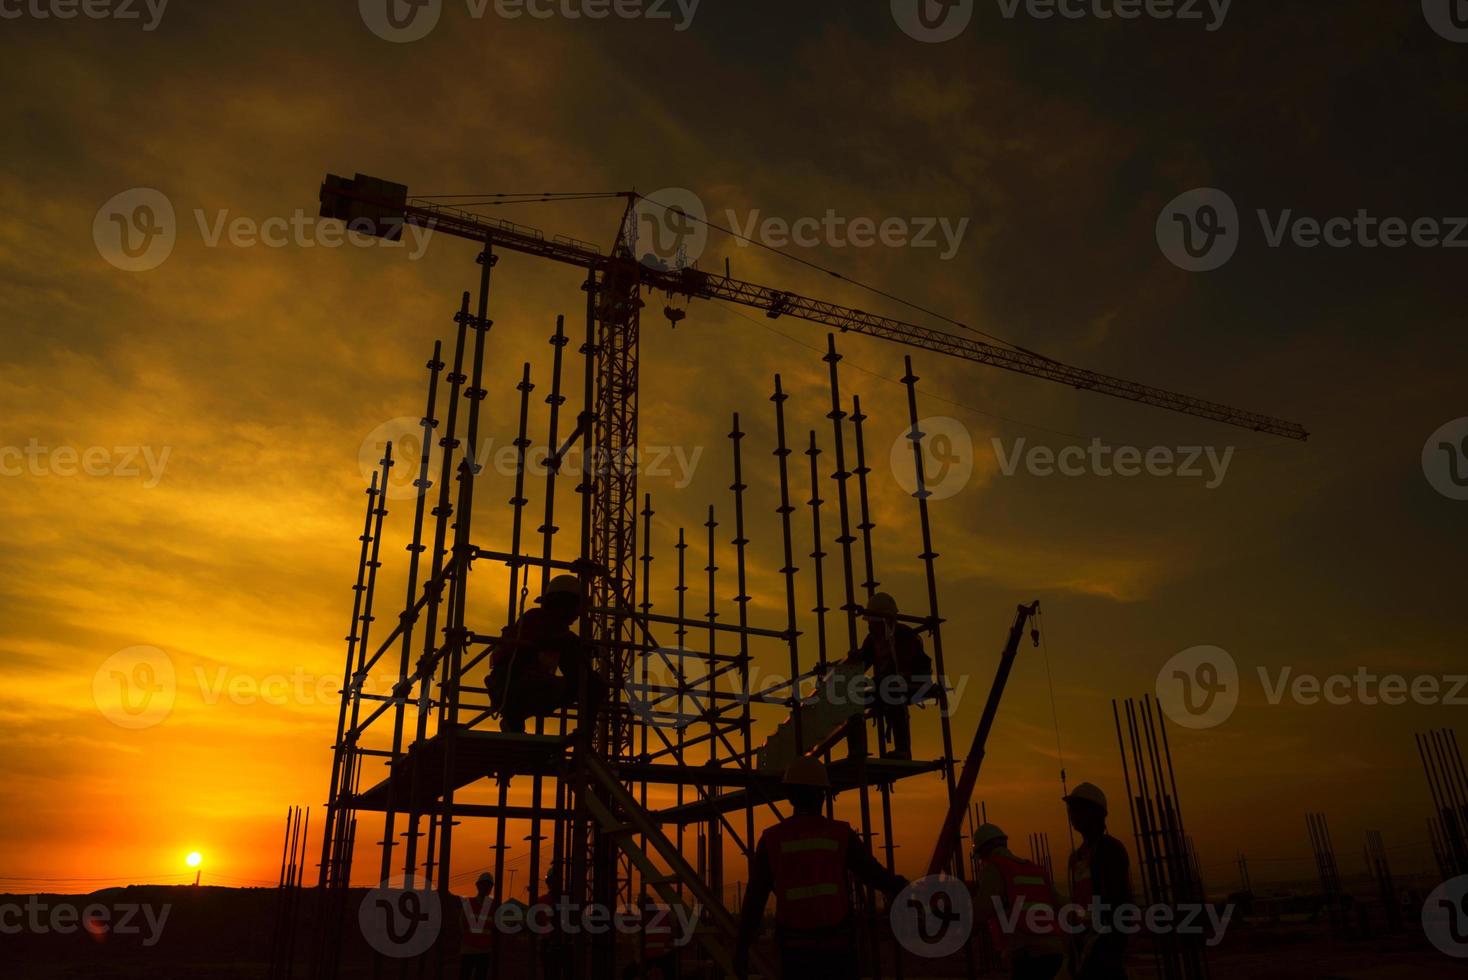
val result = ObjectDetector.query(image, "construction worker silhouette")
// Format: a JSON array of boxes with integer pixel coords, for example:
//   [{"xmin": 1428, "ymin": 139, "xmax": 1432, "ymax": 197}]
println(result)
[
  {"xmin": 735, "ymin": 757, "xmax": 909, "ymax": 979},
  {"xmin": 845, "ymin": 592, "xmax": 930, "ymax": 760},
  {"xmin": 486, "ymin": 575, "xmax": 605, "ymax": 739},
  {"xmin": 458, "ymin": 872, "xmax": 496, "ymax": 980},
  {"xmin": 972, "ymin": 824, "xmax": 1065, "ymax": 980},
  {"xmin": 1064, "ymin": 783, "xmax": 1133, "ymax": 980}
]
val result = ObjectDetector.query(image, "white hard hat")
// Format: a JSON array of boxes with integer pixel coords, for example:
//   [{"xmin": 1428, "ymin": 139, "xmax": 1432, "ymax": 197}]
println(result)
[
  {"xmin": 545, "ymin": 575, "xmax": 583, "ymax": 599},
  {"xmin": 1063, "ymin": 782, "xmax": 1108, "ymax": 815},
  {"xmin": 865, "ymin": 592, "xmax": 899, "ymax": 618},
  {"xmin": 973, "ymin": 823, "xmax": 1008, "ymax": 853},
  {"xmin": 476, "ymin": 871, "xmax": 494, "ymax": 886},
  {"xmin": 783, "ymin": 756, "xmax": 832, "ymax": 789}
]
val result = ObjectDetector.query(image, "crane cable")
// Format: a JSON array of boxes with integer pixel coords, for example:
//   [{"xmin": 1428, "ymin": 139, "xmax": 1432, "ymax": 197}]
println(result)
[
  {"xmin": 1036, "ymin": 605, "xmax": 1079, "ymax": 859},
  {"xmin": 632, "ymin": 190, "xmax": 1043, "ymax": 357}
]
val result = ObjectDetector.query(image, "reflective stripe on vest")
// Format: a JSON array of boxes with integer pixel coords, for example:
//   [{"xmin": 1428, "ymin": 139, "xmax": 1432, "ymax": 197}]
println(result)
[
  {"xmin": 986, "ymin": 853, "xmax": 1060, "ymax": 952},
  {"xmin": 762, "ymin": 814, "xmax": 854, "ymax": 931},
  {"xmin": 1070, "ymin": 848, "xmax": 1094, "ymax": 907},
  {"xmin": 462, "ymin": 899, "xmax": 496, "ymax": 951}
]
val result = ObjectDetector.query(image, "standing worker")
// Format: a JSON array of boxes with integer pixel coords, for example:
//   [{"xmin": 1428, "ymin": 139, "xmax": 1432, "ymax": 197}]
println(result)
[
  {"xmin": 844, "ymin": 592, "xmax": 931, "ymax": 760},
  {"xmin": 459, "ymin": 872, "xmax": 497, "ymax": 980},
  {"xmin": 1064, "ymin": 783, "xmax": 1133, "ymax": 980},
  {"xmin": 486, "ymin": 575, "xmax": 605, "ymax": 740},
  {"xmin": 734, "ymin": 757, "xmax": 909, "ymax": 978},
  {"xmin": 972, "ymin": 824, "xmax": 1065, "ymax": 980}
]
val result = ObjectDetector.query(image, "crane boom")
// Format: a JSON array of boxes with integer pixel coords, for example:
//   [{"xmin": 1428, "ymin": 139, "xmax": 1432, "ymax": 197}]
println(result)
[{"xmin": 320, "ymin": 173, "xmax": 1308, "ymax": 441}]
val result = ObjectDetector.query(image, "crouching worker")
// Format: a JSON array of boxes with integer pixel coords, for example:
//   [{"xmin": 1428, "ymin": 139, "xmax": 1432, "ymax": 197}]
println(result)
[
  {"xmin": 486, "ymin": 574, "xmax": 605, "ymax": 739},
  {"xmin": 972, "ymin": 824, "xmax": 1065, "ymax": 980},
  {"xmin": 734, "ymin": 757, "xmax": 909, "ymax": 979}
]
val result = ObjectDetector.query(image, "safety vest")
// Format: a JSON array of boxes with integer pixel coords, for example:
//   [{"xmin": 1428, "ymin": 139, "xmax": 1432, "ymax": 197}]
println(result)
[
  {"xmin": 643, "ymin": 904, "xmax": 675, "ymax": 957},
  {"xmin": 984, "ymin": 853, "xmax": 1059, "ymax": 952},
  {"xmin": 762, "ymin": 814, "xmax": 854, "ymax": 933},
  {"xmin": 1068, "ymin": 842, "xmax": 1099, "ymax": 940},
  {"xmin": 461, "ymin": 896, "xmax": 496, "ymax": 952}
]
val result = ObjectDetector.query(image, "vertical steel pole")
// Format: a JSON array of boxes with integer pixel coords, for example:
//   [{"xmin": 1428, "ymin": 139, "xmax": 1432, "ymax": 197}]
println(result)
[{"xmin": 771, "ymin": 376, "xmax": 805, "ymax": 756}]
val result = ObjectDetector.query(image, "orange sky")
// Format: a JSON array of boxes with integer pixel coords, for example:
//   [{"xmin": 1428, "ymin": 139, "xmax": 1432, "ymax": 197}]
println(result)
[{"xmin": 2, "ymin": 3, "xmax": 1465, "ymax": 900}]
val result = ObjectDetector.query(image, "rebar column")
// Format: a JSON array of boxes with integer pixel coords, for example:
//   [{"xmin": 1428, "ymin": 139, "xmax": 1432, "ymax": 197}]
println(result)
[
  {"xmin": 434, "ymin": 242, "xmax": 496, "ymax": 905},
  {"xmin": 404, "ymin": 292, "xmax": 472, "ymax": 891},
  {"xmin": 899, "ymin": 356, "xmax": 959, "ymax": 809},
  {"xmin": 379, "ymin": 342, "xmax": 445, "ymax": 891},
  {"xmin": 729, "ymin": 414, "xmax": 757, "ymax": 874},
  {"xmin": 771, "ymin": 376, "xmax": 805, "ymax": 756}
]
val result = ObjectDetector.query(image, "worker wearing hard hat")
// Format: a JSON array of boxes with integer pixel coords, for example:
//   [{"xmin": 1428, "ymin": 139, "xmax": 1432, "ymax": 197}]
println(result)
[
  {"xmin": 486, "ymin": 574, "xmax": 605, "ymax": 739},
  {"xmin": 1063, "ymin": 783, "xmax": 1133, "ymax": 980},
  {"xmin": 458, "ymin": 871, "xmax": 497, "ymax": 980},
  {"xmin": 972, "ymin": 824, "xmax": 1065, "ymax": 980},
  {"xmin": 845, "ymin": 592, "xmax": 931, "ymax": 760},
  {"xmin": 734, "ymin": 757, "xmax": 909, "ymax": 978}
]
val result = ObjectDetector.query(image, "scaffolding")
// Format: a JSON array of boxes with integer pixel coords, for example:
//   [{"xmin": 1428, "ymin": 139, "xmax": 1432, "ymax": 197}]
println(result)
[{"xmin": 304, "ymin": 246, "xmax": 969, "ymax": 979}]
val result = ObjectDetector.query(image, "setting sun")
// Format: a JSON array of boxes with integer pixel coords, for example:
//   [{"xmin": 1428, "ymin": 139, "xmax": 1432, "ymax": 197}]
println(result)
[{"xmin": 185, "ymin": 851, "xmax": 202, "ymax": 869}]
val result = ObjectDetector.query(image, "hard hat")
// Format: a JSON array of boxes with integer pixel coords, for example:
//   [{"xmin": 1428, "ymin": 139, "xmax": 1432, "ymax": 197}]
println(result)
[
  {"xmin": 973, "ymin": 823, "xmax": 1008, "ymax": 853},
  {"xmin": 865, "ymin": 592, "xmax": 899, "ymax": 618},
  {"xmin": 545, "ymin": 575, "xmax": 584, "ymax": 599},
  {"xmin": 782, "ymin": 756, "xmax": 832, "ymax": 789},
  {"xmin": 1063, "ymin": 782, "xmax": 1108, "ymax": 815},
  {"xmin": 476, "ymin": 871, "xmax": 495, "ymax": 886}
]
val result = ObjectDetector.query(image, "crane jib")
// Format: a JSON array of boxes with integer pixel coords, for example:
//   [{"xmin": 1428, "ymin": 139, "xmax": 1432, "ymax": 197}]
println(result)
[{"xmin": 318, "ymin": 172, "xmax": 1308, "ymax": 442}]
